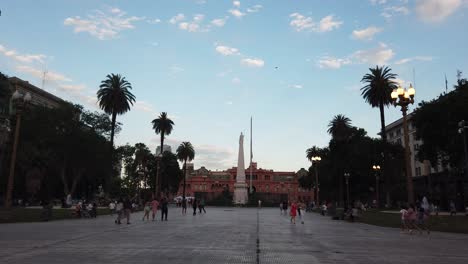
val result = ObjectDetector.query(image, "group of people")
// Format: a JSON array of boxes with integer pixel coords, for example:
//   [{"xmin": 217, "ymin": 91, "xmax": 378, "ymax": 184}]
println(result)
[
  {"xmin": 280, "ymin": 201, "xmax": 303, "ymax": 224},
  {"xmin": 74, "ymin": 201, "xmax": 97, "ymax": 218},
  {"xmin": 399, "ymin": 198, "xmax": 431, "ymax": 235}
]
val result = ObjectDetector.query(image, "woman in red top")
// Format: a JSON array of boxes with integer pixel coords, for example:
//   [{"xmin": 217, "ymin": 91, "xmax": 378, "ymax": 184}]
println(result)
[{"xmin": 290, "ymin": 202, "xmax": 298, "ymax": 224}]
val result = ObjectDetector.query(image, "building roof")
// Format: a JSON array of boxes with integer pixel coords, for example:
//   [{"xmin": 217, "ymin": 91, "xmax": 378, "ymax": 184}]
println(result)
[
  {"xmin": 384, "ymin": 112, "xmax": 415, "ymax": 131},
  {"xmin": 8, "ymin": 76, "xmax": 65, "ymax": 107}
]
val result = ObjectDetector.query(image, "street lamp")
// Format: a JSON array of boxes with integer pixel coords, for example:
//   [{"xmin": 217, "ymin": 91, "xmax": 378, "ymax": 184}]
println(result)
[
  {"xmin": 372, "ymin": 165, "xmax": 381, "ymax": 208},
  {"xmin": 344, "ymin": 172, "xmax": 351, "ymax": 207},
  {"xmin": 311, "ymin": 156, "xmax": 321, "ymax": 205},
  {"xmin": 391, "ymin": 83, "xmax": 416, "ymax": 204},
  {"xmin": 5, "ymin": 89, "xmax": 31, "ymax": 209}
]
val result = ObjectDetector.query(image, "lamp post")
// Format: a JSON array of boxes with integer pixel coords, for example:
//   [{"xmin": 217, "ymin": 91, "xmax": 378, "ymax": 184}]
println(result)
[
  {"xmin": 5, "ymin": 89, "xmax": 31, "ymax": 209},
  {"xmin": 311, "ymin": 156, "xmax": 321, "ymax": 205},
  {"xmin": 391, "ymin": 84, "xmax": 416, "ymax": 204},
  {"xmin": 344, "ymin": 172, "xmax": 351, "ymax": 207},
  {"xmin": 372, "ymin": 165, "xmax": 381, "ymax": 209},
  {"xmin": 155, "ymin": 153, "xmax": 162, "ymax": 198}
]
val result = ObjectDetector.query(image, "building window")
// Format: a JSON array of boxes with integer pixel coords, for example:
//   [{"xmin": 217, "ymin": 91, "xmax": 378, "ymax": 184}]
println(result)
[
  {"xmin": 396, "ymin": 129, "xmax": 402, "ymax": 136},
  {"xmin": 397, "ymin": 138, "xmax": 402, "ymax": 145},
  {"xmin": 265, "ymin": 175, "xmax": 270, "ymax": 181},
  {"xmin": 414, "ymin": 144, "xmax": 419, "ymax": 150},
  {"xmin": 265, "ymin": 185, "xmax": 269, "ymax": 191}
]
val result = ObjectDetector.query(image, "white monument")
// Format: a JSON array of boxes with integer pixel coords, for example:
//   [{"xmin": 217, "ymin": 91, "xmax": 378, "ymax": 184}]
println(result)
[{"xmin": 233, "ymin": 133, "xmax": 248, "ymax": 205}]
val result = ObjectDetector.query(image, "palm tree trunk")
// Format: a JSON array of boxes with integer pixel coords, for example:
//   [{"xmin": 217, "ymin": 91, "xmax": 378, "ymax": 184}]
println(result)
[
  {"xmin": 110, "ymin": 111, "xmax": 117, "ymax": 147},
  {"xmin": 183, "ymin": 159, "xmax": 187, "ymax": 199},
  {"xmin": 379, "ymin": 103, "xmax": 391, "ymax": 207}
]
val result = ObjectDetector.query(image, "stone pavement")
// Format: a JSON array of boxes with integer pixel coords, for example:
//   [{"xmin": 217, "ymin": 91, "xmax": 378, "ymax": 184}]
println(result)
[{"xmin": 0, "ymin": 207, "xmax": 468, "ymax": 264}]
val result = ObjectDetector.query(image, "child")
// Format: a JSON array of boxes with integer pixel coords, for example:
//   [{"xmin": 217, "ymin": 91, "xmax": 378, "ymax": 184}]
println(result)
[
  {"xmin": 142, "ymin": 201, "xmax": 151, "ymax": 221},
  {"xmin": 399, "ymin": 206, "xmax": 408, "ymax": 233}
]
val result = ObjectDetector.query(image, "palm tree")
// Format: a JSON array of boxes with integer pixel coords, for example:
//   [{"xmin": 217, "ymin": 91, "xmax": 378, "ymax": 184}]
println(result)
[
  {"xmin": 360, "ymin": 66, "xmax": 397, "ymax": 143},
  {"xmin": 96, "ymin": 74, "xmax": 136, "ymax": 147},
  {"xmin": 361, "ymin": 66, "xmax": 397, "ymax": 205},
  {"xmin": 151, "ymin": 112, "xmax": 174, "ymax": 195},
  {"xmin": 327, "ymin": 114, "xmax": 352, "ymax": 141},
  {"xmin": 176, "ymin": 142, "xmax": 195, "ymax": 201}
]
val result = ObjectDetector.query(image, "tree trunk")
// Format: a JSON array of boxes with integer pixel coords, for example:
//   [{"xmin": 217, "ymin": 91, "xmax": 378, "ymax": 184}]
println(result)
[
  {"xmin": 110, "ymin": 111, "xmax": 117, "ymax": 147},
  {"xmin": 379, "ymin": 102, "xmax": 391, "ymax": 207},
  {"xmin": 70, "ymin": 169, "xmax": 84, "ymax": 196},
  {"xmin": 60, "ymin": 158, "xmax": 69, "ymax": 195}
]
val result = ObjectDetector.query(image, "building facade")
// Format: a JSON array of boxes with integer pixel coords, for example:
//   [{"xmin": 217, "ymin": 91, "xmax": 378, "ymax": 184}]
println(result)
[{"xmin": 176, "ymin": 162, "xmax": 313, "ymax": 204}]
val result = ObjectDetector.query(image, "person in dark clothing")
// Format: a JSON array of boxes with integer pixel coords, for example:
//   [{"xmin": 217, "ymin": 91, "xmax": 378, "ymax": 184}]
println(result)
[
  {"xmin": 192, "ymin": 197, "xmax": 198, "ymax": 215},
  {"xmin": 161, "ymin": 197, "xmax": 168, "ymax": 221},
  {"xmin": 123, "ymin": 198, "xmax": 132, "ymax": 224}
]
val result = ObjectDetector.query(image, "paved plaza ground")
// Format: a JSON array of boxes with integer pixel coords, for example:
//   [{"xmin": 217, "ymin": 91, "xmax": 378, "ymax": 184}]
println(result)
[{"xmin": 0, "ymin": 207, "xmax": 467, "ymax": 264}]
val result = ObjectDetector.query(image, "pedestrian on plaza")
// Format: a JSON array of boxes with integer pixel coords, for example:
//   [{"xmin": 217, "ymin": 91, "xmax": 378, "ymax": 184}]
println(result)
[
  {"xmin": 321, "ymin": 203, "xmax": 327, "ymax": 216},
  {"xmin": 417, "ymin": 206, "xmax": 430, "ymax": 234},
  {"xmin": 142, "ymin": 201, "xmax": 151, "ymax": 221},
  {"xmin": 199, "ymin": 198, "xmax": 206, "ymax": 214},
  {"xmin": 123, "ymin": 198, "xmax": 132, "ymax": 224},
  {"xmin": 258, "ymin": 200, "xmax": 262, "ymax": 209},
  {"xmin": 182, "ymin": 198, "xmax": 187, "ymax": 215},
  {"xmin": 161, "ymin": 197, "xmax": 168, "ymax": 221},
  {"xmin": 193, "ymin": 197, "xmax": 198, "ymax": 215},
  {"xmin": 151, "ymin": 197, "xmax": 159, "ymax": 221},
  {"xmin": 283, "ymin": 201, "xmax": 288, "ymax": 214},
  {"xmin": 109, "ymin": 201, "xmax": 116, "ymax": 216},
  {"xmin": 290, "ymin": 201, "xmax": 298, "ymax": 224},
  {"xmin": 279, "ymin": 202, "xmax": 283, "ymax": 215},
  {"xmin": 399, "ymin": 205, "xmax": 408, "ymax": 233},
  {"xmin": 115, "ymin": 198, "xmax": 123, "ymax": 224},
  {"xmin": 407, "ymin": 204, "xmax": 421, "ymax": 234},
  {"xmin": 450, "ymin": 200, "xmax": 457, "ymax": 216}
]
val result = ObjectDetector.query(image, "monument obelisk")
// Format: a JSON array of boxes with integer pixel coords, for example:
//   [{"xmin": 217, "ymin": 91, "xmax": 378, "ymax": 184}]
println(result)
[{"xmin": 233, "ymin": 132, "xmax": 248, "ymax": 205}]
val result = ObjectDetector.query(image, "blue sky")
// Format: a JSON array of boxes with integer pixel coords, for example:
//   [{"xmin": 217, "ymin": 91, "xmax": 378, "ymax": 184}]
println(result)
[{"xmin": 1, "ymin": 0, "xmax": 467, "ymax": 171}]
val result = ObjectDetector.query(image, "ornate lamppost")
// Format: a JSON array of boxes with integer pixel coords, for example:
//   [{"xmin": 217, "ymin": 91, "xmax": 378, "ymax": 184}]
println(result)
[
  {"xmin": 372, "ymin": 165, "xmax": 381, "ymax": 208},
  {"xmin": 5, "ymin": 89, "xmax": 31, "ymax": 209},
  {"xmin": 344, "ymin": 172, "xmax": 351, "ymax": 207},
  {"xmin": 311, "ymin": 156, "xmax": 321, "ymax": 206},
  {"xmin": 391, "ymin": 84, "xmax": 416, "ymax": 204}
]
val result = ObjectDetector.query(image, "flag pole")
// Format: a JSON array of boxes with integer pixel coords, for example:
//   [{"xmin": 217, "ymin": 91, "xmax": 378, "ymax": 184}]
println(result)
[{"xmin": 250, "ymin": 116, "xmax": 253, "ymax": 194}]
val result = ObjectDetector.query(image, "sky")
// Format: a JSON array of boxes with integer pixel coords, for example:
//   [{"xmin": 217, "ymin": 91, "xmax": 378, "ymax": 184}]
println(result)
[{"xmin": 1, "ymin": 0, "xmax": 467, "ymax": 172}]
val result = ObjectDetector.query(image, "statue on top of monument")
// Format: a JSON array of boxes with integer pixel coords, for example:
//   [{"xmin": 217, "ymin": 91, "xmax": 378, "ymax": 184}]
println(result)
[{"xmin": 239, "ymin": 132, "xmax": 244, "ymax": 145}]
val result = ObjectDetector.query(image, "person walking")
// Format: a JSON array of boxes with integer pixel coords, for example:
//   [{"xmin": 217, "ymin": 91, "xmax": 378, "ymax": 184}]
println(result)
[
  {"xmin": 182, "ymin": 198, "xmax": 187, "ymax": 215},
  {"xmin": 109, "ymin": 201, "xmax": 116, "ymax": 216},
  {"xmin": 450, "ymin": 200, "xmax": 457, "ymax": 216},
  {"xmin": 399, "ymin": 205, "xmax": 408, "ymax": 233},
  {"xmin": 123, "ymin": 198, "xmax": 132, "ymax": 224},
  {"xmin": 290, "ymin": 201, "xmax": 298, "ymax": 224},
  {"xmin": 161, "ymin": 197, "xmax": 168, "ymax": 221},
  {"xmin": 151, "ymin": 197, "xmax": 159, "ymax": 221},
  {"xmin": 142, "ymin": 201, "xmax": 151, "ymax": 221},
  {"xmin": 279, "ymin": 202, "xmax": 283, "ymax": 215},
  {"xmin": 192, "ymin": 197, "xmax": 198, "ymax": 215},
  {"xmin": 199, "ymin": 198, "xmax": 206, "ymax": 214},
  {"xmin": 114, "ymin": 199, "xmax": 123, "ymax": 224}
]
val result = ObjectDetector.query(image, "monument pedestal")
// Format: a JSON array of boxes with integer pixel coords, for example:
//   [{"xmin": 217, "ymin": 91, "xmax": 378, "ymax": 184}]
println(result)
[{"xmin": 233, "ymin": 182, "xmax": 248, "ymax": 205}]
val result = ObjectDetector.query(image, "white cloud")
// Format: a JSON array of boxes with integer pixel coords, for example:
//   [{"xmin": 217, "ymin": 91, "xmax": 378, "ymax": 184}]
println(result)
[
  {"xmin": 169, "ymin": 13, "xmax": 185, "ymax": 24},
  {"xmin": 289, "ymin": 13, "xmax": 342, "ymax": 32},
  {"xmin": 416, "ymin": 0, "xmax": 462, "ymax": 23},
  {"xmin": 196, "ymin": 0, "xmax": 207, "ymax": 4},
  {"xmin": 241, "ymin": 58, "xmax": 264, "ymax": 68},
  {"xmin": 232, "ymin": 77, "xmax": 241, "ymax": 84},
  {"xmin": 64, "ymin": 7, "xmax": 144, "ymax": 40},
  {"xmin": 134, "ymin": 100, "xmax": 157, "ymax": 114},
  {"xmin": 289, "ymin": 84, "xmax": 303, "ymax": 89},
  {"xmin": 370, "ymin": 0, "xmax": 388, "ymax": 4},
  {"xmin": 0, "ymin": 44, "xmax": 46, "ymax": 63},
  {"xmin": 225, "ymin": 101, "xmax": 233, "ymax": 105},
  {"xmin": 233, "ymin": 1, "xmax": 241, "ymax": 7},
  {"xmin": 394, "ymin": 78, "xmax": 410, "ymax": 87},
  {"xmin": 58, "ymin": 84, "xmax": 86, "ymax": 92},
  {"xmin": 215, "ymin": 45, "xmax": 240, "ymax": 56},
  {"xmin": 353, "ymin": 43, "xmax": 395, "ymax": 65},
  {"xmin": 317, "ymin": 15, "xmax": 343, "ymax": 32},
  {"xmin": 394, "ymin": 56, "xmax": 433, "ymax": 65},
  {"xmin": 169, "ymin": 65, "xmax": 184, "ymax": 73},
  {"xmin": 318, "ymin": 57, "xmax": 352, "ymax": 69},
  {"xmin": 147, "ymin": 18, "xmax": 161, "ymax": 24},
  {"xmin": 352, "ymin": 26, "xmax": 383, "ymax": 40},
  {"xmin": 381, "ymin": 5, "xmax": 410, "ymax": 19},
  {"xmin": 247, "ymin": 5, "xmax": 263, "ymax": 13},
  {"xmin": 289, "ymin": 13, "xmax": 314, "ymax": 31},
  {"xmin": 16, "ymin": 65, "xmax": 72, "ymax": 82},
  {"xmin": 211, "ymin": 17, "xmax": 228, "ymax": 27},
  {"xmin": 229, "ymin": 9, "xmax": 245, "ymax": 18}
]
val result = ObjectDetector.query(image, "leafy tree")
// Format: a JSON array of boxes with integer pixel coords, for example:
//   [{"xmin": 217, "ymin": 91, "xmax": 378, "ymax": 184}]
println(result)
[
  {"xmin": 360, "ymin": 65, "xmax": 398, "ymax": 205},
  {"xmin": 414, "ymin": 72, "xmax": 468, "ymax": 169},
  {"xmin": 151, "ymin": 112, "xmax": 174, "ymax": 194},
  {"xmin": 327, "ymin": 114, "xmax": 352, "ymax": 141},
  {"xmin": 80, "ymin": 110, "xmax": 121, "ymax": 140},
  {"xmin": 97, "ymin": 74, "xmax": 136, "ymax": 147},
  {"xmin": 159, "ymin": 151, "xmax": 183, "ymax": 194},
  {"xmin": 176, "ymin": 141, "xmax": 195, "ymax": 200}
]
